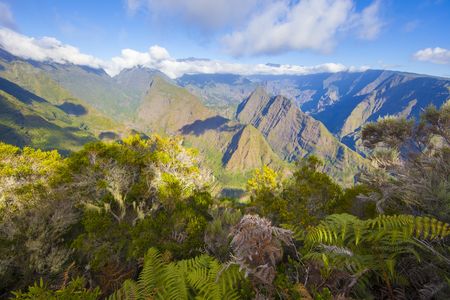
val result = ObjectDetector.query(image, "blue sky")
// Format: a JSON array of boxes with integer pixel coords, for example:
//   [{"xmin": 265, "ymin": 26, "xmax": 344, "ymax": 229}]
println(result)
[{"xmin": 0, "ymin": 0, "xmax": 449, "ymax": 78}]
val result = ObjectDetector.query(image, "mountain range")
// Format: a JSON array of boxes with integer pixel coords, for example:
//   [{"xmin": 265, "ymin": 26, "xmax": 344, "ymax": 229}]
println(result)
[{"xmin": 0, "ymin": 48, "xmax": 449, "ymax": 193}]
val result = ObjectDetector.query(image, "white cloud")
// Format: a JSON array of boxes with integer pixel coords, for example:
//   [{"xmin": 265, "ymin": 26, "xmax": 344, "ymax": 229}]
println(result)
[
  {"xmin": 223, "ymin": 0, "xmax": 383, "ymax": 56},
  {"xmin": 0, "ymin": 27, "xmax": 103, "ymax": 67},
  {"xmin": 223, "ymin": 0, "xmax": 351, "ymax": 56},
  {"xmin": 127, "ymin": 0, "xmax": 383, "ymax": 55},
  {"xmin": 223, "ymin": 0, "xmax": 382, "ymax": 56},
  {"xmin": 0, "ymin": 2, "xmax": 15, "ymax": 29},
  {"xmin": 414, "ymin": 47, "xmax": 450, "ymax": 64},
  {"xmin": 126, "ymin": 0, "xmax": 263, "ymax": 29},
  {"xmin": 354, "ymin": 0, "xmax": 383, "ymax": 40},
  {"xmin": 106, "ymin": 44, "xmax": 367, "ymax": 78},
  {"xmin": 0, "ymin": 27, "xmax": 368, "ymax": 78}
]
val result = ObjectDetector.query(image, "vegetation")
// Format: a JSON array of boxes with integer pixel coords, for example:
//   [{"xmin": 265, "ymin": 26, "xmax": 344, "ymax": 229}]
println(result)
[{"xmin": 1, "ymin": 103, "xmax": 449, "ymax": 299}]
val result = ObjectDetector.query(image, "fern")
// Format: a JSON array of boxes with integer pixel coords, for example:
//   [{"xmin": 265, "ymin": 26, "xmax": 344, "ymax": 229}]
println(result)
[
  {"xmin": 108, "ymin": 248, "xmax": 247, "ymax": 300},
  {"xmin": 301, "ymin": 214, "xmax": 450, "ymax": 298},
  {"xmin": 137, "ymin": 248, "xmax": 164, "ymax": 298}
]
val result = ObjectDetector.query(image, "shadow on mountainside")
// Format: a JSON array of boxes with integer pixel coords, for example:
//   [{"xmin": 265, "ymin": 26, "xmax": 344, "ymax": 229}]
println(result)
[
  {"xmin": 57, "ymin": 102, "xmax": 87, "ymax": 116},
  {"xmin": 0, "ymin": 77, "xmax": 48, "ymax": 104},
  {"xmin": 180, "ymin": 115, "xmax": 241, "ymax": 136}
]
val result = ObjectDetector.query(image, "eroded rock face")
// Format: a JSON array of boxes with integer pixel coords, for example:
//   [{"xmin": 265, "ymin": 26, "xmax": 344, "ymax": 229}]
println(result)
[
  {"xmin": 222, "ymin": 125, "xmax": 284, "ymax": 172},
  {"xmin": 237, "ymin": 87, "xmax": 366, "ymax": 185}
]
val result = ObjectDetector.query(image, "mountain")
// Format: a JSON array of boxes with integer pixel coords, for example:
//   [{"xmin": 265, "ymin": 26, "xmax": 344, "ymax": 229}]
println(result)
[
  {"xmin": 136, "ymin": 76, "xmax": 215, "ymax": 134},
  {"xmin": 3, "ymin": 45, "xmax": 447, "ymax": 192},
  {"xmin": 114, "ymin": 67, "xmax": 173, "ymax": 101},
  {"xmin": 0, "ymin": 51, "xmax": 128, "ymax": 152},
  {"xmin": 222, "ymin": 124, "xmax": 284, "ymax": 172},
  {"xmin": 177, "ymin": 73, "xmax": 257, "ymax": 118},
  {"xmin": 0, "ymin": 76, "xmax": 96, "ymax": 152},
  {"xmin": 27, "ymin": 61, "xmax": 138, "ymax": 120},
  {"xmin": 178, "ymin": 71, "xmax": 450, "ymax": 153},
  {"xmin": 236, "ymin": 87, "xmax": 366, "ymax": 185},
  {"xmin": 180, "ymin": 115, "xmax": 288, "ymax": 193}
]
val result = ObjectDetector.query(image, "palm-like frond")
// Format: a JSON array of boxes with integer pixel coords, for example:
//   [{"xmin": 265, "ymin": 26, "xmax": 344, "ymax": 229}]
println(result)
[
  {"xmin": 108, "ymin": 248, "xmax": 246, "ymax": 300},
  {"xmin": 136, "ymin": 247, "xmax": 164, "ymax": 298},
  {"xmin": 300, "ymin": 214, "xmax": 450, "ymax": 297}
]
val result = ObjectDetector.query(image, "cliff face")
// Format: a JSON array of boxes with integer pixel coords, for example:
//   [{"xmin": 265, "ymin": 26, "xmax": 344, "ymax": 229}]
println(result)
[
  {"xmin": 222, "ymin": 124, "xmax": 285, "ymax": 172},
  {"xmin": 237, "ymin": 87, "xmax": 366, "ymax": 185}
]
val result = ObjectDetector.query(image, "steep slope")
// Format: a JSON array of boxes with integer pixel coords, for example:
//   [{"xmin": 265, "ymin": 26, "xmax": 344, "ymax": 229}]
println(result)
[
  {"xmin": 180, "ymin": 116, "xmax": 289, "ymax": 194},
  {"xmin": 0, "ymin": 49, "xmax": 131, "ymax": 151},
  {"xmin": 177, "ymin": 71, "xmax": 450, "ymax": 153},
  {"xmin": 222, "ymin": 125, "xmax": 285, "ymax": 172},
  {"xmin": 29, "ymin": 61, "xmax": 137, "ymax": 120},
  {"xmin": 0, "ymin": 77, "xmax": 95, "ymax": 152},
  {"xmin": 312, "ymin": 71, "xmax": 450, "ymax": 135},
  {"xmin": 237, "ymin": 87, "xmax": 366, "ymax": 185},
  {"xmin": 0, "ymin": 59, "xmax": 124, "ymax": 137},
  {"xmin": 136, "ymin": 76, "xmax": 215, "ymax": 134}
]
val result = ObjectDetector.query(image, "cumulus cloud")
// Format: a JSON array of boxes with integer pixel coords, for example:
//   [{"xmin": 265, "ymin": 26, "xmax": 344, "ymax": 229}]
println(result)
[
  {"xmin": 105, "ymin": 44, "xmax": 367, "ymax": 78},
  {"xmin": 126, "ymin": 0, "xmax": 263, "ymax": 29},
  {"xmin": 0, "ymin": 2, "xmax": 15, "ymax": 29},
  {"xmin": 0, "ymin": 27, "xmax": 103, "ymax": 67},
  {"xmin": 223, "ymin": 0, "xmax": 383, "ymax": 56},
  {"xmin": 414, "ymin": 47, "xmax": 450, "ymax": 64},
  {"xmin": 0, "ymin": 27, "xmax": 367, "ymax": 78}
]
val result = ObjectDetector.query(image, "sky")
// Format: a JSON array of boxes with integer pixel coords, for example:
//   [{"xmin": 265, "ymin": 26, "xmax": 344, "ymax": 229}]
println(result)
[{"xmin": 0, "ymin": 0, "xmax": 449, "ymax": 78}]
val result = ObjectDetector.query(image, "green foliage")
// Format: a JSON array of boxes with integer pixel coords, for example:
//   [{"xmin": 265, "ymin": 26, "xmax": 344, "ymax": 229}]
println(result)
[
  {"xmin": 0, "ymin": 142, "xmax": 64, "ymax": 213},
  {"xmin": 0, "ymin": 143, "xmax": 77, "ymax": 295},
  {"xmin": 300, "ymin": 213, "xmax": 450, "ymax": 298},
  {"xmin": 109, "ymin": 248, "xmax": 249, "ymax": 300},
  {"xmin": 1, "ymin": 101, "xmax": 449, "ymax": 300},
  {"xmin": 248, "ymin": 157, "xmax": 347, "ymax": 227},
  {"xmin": 11, "ymin": 277, "xmax": 100, "ymax": 300},
  {"xmin": 360, "ymin": 103, "xmax": 450, "ymax": 220},
  {"xmin": 67, "ymin": 135, "xmax": 213, "ymax": 293},
  {"xmin": 204, "ymin": 206, "xmax": 242, "ymax": 261},
  {"xmin": 361, "ymin": 117, "xmax": 414, "ymax": 150}
]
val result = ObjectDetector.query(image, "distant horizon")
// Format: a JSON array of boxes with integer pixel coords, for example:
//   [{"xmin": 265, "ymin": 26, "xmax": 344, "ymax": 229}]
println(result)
[{"xmin": 0, "ymin": 1, "xmax": 449, "ymax": 78}]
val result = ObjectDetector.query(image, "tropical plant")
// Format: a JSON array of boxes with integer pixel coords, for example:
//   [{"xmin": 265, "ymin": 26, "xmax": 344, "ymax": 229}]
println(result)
[
  {"xmin": 109, "ymin": 247, "xmax": 248, "ymax": 300},
  {"xmin": 204, "ymin": 206, "xmax": 242, "ymax": 261},
  {"xmin": 299, "ymin": 213, "xmax": 450, "ymax": 299},
  {"xmin": 11, "ymin": 277, "xmax": 100, "ymax": 300},
  {"xmin": 229, "ymin": 214, "xmax": 294, "ymax": 298}
]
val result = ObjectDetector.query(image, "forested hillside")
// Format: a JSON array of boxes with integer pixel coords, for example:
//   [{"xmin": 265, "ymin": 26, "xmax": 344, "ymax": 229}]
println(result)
[{"xmin": 1, "ymin": 103, "xmax": 449, "ymax": 299}]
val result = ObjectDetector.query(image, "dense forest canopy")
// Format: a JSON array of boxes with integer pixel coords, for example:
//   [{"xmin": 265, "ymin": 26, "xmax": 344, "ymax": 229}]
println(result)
[{"xmin": 0, "ymin": 103, "xmax": 449, "ymax": 299}]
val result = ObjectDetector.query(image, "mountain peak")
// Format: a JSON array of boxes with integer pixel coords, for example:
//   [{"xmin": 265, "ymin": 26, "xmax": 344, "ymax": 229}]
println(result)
[
  {"xmin": 236, "ymin": 88, "xmax": 365, "ymax": 185},
  {"xmin": 222, "ymin": 124, "xmax": 284, "ymax": 172}
]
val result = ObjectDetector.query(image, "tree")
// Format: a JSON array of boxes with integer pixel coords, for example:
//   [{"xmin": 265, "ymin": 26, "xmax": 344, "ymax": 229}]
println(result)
[
  {"xmin": 360, "ymin": 103, "xmax": 450, "ymax": 219},
  {"xmin": 68, "ymin": 135, "xmax": 214, "ymax": 294},
  {"xmin": 247, "ymin": 157, "xmax": 345, "ymax": 227},
  {"xmin": 0, "ymin": 143, "xmax": 78, "ymax": 296}
]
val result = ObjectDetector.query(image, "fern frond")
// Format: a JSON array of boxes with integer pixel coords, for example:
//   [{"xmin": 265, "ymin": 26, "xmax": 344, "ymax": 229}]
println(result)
[
  {"xmin": 137, "ymin": 248, "xmax": 164, "ymax": 298},
  {"xmin": 159, "ymin": 263, "xmax": 189, "ymax": 300},
  {"xmin": 110, "ymin": 248, "xmax": 247, "ymax": 299},
  {"xmin": 108, "ymin": 279, "xmax": 138, "ymax": 300}
]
